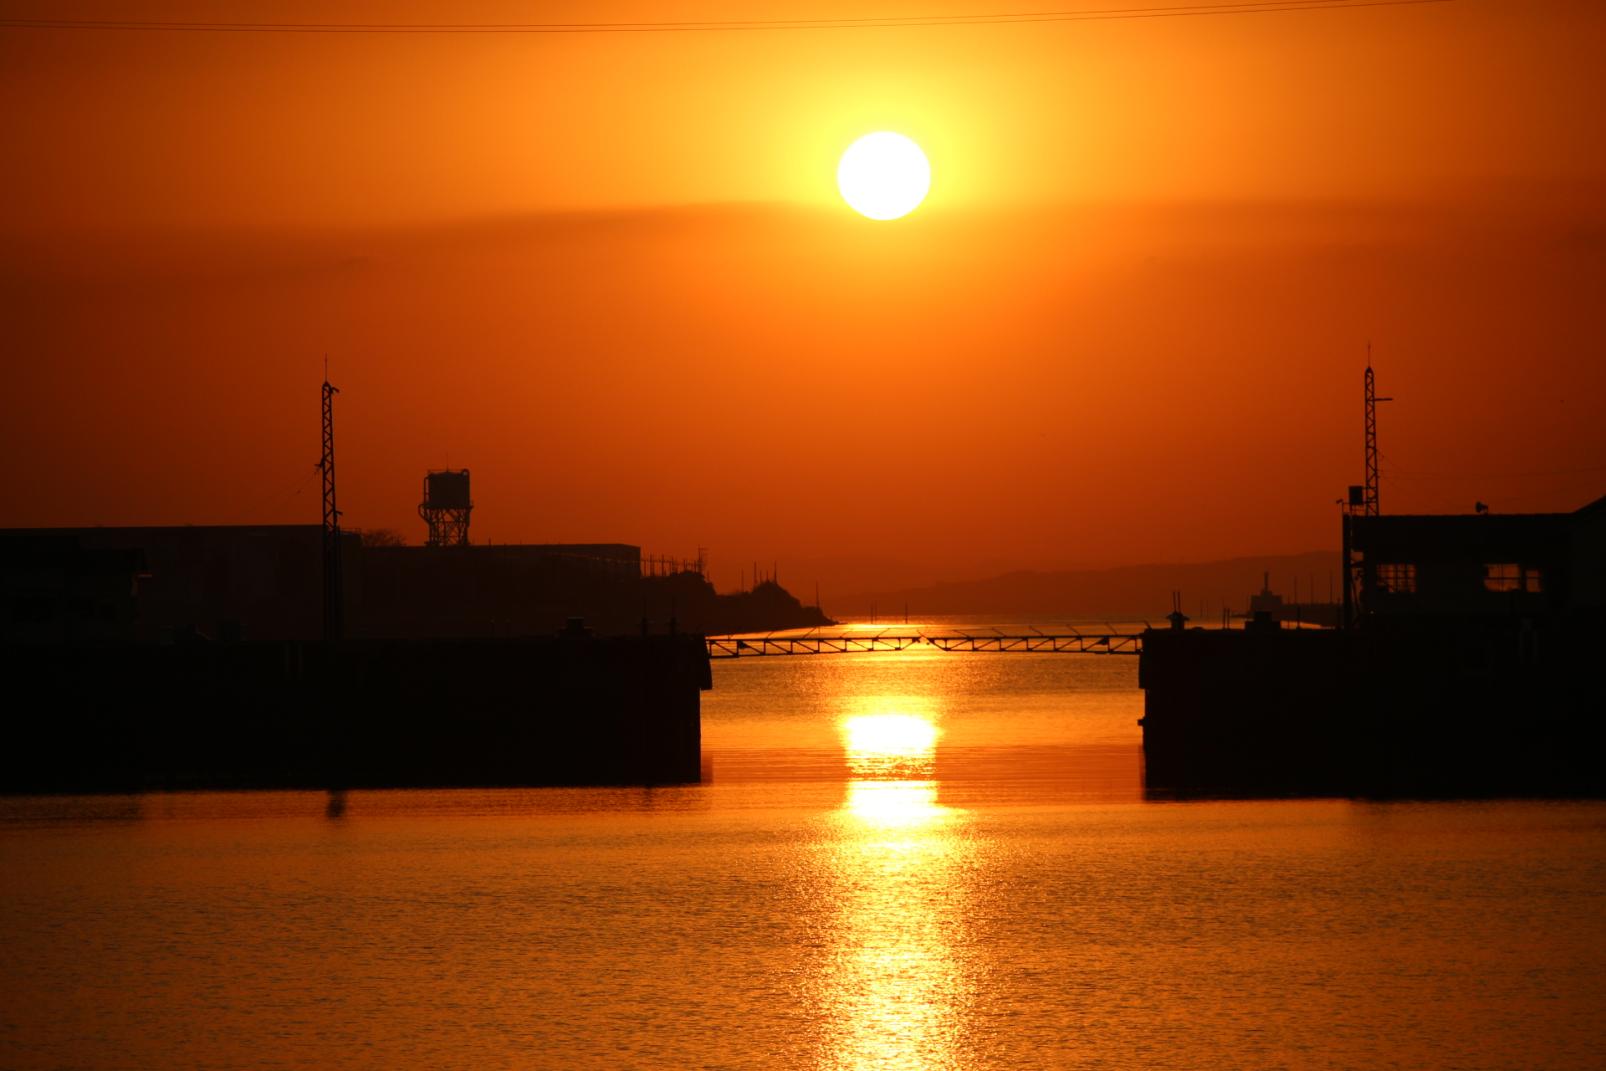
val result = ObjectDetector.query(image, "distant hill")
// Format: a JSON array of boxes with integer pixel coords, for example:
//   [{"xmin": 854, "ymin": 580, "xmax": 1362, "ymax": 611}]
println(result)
[{"xmin": 836, "ymin": 551, "xmax": 1340, "ymax": 621}]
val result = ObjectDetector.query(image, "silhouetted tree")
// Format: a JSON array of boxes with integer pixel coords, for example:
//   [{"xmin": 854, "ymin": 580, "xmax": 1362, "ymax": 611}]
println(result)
[{"xmin": 359, "ymin": 528, "xmax": 408, "ymax": 547}]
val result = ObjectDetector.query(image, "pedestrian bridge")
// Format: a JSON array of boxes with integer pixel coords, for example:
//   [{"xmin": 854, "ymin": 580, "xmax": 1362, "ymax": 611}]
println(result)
[{"xmin": 704, "ymin": 629, "xmax": 1145, "ymax": 658}]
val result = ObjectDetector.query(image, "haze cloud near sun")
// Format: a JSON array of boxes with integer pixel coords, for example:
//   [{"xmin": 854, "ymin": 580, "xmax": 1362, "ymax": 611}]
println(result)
[{"xmin": 1, "ymin": 1, "xmax": 1603, "ymax": 597}]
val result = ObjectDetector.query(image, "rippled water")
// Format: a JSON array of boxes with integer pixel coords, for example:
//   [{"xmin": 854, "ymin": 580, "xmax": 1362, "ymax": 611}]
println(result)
[{"xmin": 3, "ymin": 646, "xmax": 1604, "ymax": 1069}]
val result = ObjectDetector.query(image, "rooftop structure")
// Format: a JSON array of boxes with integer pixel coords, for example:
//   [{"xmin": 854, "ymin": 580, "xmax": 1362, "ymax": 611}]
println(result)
[
  {"xmin": 1349, "ymin": 495, "xmax": 1605, "ymax": 621},
  {"xmin": 420, "ymin": 469, "xmax": 473, "ymax": 547}
]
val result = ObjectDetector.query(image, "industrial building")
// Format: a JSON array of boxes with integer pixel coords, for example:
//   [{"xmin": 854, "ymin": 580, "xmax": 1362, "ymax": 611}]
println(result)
[
  {"xmin": 1141, "ymin": 362, "xmax": 1605, "ymax": 796},
  {"xmin": 0, "ymin": 526, "xmax": 651, "ymax": 643},
  {"xmin": 1348, "ymin": 496, "xmax": 1605, "ymax": 620}
]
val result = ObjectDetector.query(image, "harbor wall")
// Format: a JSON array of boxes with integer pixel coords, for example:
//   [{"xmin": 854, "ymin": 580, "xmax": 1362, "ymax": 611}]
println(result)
[
  {"xmin": 1139, "ymin": 619, "xmax": 1604, "ymax": 797},
  {"xmin": 0, "ymin": 634, "xmax": 710, "ymax": 794}
]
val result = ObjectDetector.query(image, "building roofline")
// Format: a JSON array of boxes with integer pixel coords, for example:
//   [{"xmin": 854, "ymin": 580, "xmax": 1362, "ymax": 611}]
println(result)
[
  {"xmin": 1574, "ymin": 492, "xmax": 1606, "ymax": 518},
  {"xmin": 1352, "ymin": 511, "xmax": 1572, "ymax": 523},
  {"xmin": 1, "ymin": 524, "xmax": 323, "ymax": 535},
  {"xmin": 1349, "ymin": 489, "xmax": 1605, "ymax": 523}
]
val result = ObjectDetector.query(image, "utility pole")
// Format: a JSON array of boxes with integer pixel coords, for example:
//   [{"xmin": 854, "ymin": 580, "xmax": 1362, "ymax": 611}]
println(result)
[{"xmin": 319, "ymin": 372, "xmax": 343, "ymax": 642}]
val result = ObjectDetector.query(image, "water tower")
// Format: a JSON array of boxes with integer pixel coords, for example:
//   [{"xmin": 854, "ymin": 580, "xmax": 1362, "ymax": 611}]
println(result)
[{"xmin": 419, "ymin": 469, "xmax": 472, "ymax": 547}]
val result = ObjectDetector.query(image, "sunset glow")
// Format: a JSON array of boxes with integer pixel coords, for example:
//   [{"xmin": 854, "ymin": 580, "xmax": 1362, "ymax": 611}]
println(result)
[{"xmin": 1, "ymin": 5, "xmax": 1599, "ymax": 598}]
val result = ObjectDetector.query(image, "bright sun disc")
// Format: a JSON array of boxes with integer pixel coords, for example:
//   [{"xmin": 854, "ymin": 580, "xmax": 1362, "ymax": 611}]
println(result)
[{"xmin": 837, "ymin": 132, "xmax": 930, "ymax": 221}]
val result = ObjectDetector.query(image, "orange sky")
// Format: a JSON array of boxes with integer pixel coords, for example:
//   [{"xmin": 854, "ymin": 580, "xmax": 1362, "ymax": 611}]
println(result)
[{"xmin": 2, "ymin": 1, "xmax": 1604, "ymax": 597}]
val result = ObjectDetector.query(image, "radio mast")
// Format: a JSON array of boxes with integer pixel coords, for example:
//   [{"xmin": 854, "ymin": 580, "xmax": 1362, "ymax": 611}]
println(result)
[
  {"xmin": 1363, "ymin": 350, "xmax": 1391, "ymax": 516},
  {"xmin": 319, "ymin": 370, "xmax": 343, "ymax": 641}
]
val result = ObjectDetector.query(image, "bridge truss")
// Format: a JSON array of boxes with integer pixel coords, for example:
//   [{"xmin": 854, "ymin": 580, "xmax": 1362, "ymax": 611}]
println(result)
[{"xmin": 704, "ymin": 631, "xmax": 1144, "ymax": 658}]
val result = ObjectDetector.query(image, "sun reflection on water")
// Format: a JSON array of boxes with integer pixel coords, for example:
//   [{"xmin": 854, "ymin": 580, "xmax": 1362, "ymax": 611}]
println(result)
[
  {"xmin": 818, "ymin": 708, "xmax": 974, "ymax": 1069},
  {"xmin": 843, "ymin": 779, "xmax": 942, "ymax": 829},
  {"xmin": 841, "ymin": 711, "xmax": 941, "ymax": 780}
]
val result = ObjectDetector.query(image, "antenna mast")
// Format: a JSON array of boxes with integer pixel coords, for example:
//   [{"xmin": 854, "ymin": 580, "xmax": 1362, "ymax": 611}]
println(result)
[
  {"xmin": 319, "ymin": 373, "xmax": 343, "ymax": 641},
  {"xmin": 1362, "ymin": 350, "xmax": 1392, "ymax": 517},
  {"xmin": 1344, "ymin": 353, "xmax": 1393, "ymax": 628}
]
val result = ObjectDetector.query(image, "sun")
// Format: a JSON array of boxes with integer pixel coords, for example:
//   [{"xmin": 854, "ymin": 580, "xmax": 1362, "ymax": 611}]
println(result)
[{"xmin": 836, "ymin": 132, "xmax": 930, "ymax": 221}]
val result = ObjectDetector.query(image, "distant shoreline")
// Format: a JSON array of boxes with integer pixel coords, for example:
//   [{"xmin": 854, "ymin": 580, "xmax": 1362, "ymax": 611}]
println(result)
[{"xmin": 837, "ymin": 549, "xmax": 1338, "ymax": 619}]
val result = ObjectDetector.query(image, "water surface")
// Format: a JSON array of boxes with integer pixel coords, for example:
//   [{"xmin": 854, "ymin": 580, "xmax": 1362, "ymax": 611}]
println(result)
[{"xmin": 2, "ymin": 645, "xmax": 1603, "ymax": 1069}]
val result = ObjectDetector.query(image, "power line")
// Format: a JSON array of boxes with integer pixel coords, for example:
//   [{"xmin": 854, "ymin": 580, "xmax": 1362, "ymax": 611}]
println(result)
[{"xmin": 0, "ymin": 0, "xmax": 1457, "ymax": 35}]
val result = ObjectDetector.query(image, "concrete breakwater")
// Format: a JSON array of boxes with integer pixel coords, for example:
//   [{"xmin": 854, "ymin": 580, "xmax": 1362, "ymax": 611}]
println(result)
[
  {"xmin": 1139, "ymin": 620, "xmax": 1604, "ymax": 798},
  {"xmin": 1, "ymin": 634, "xmax": 710, "ymax": 794}
]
